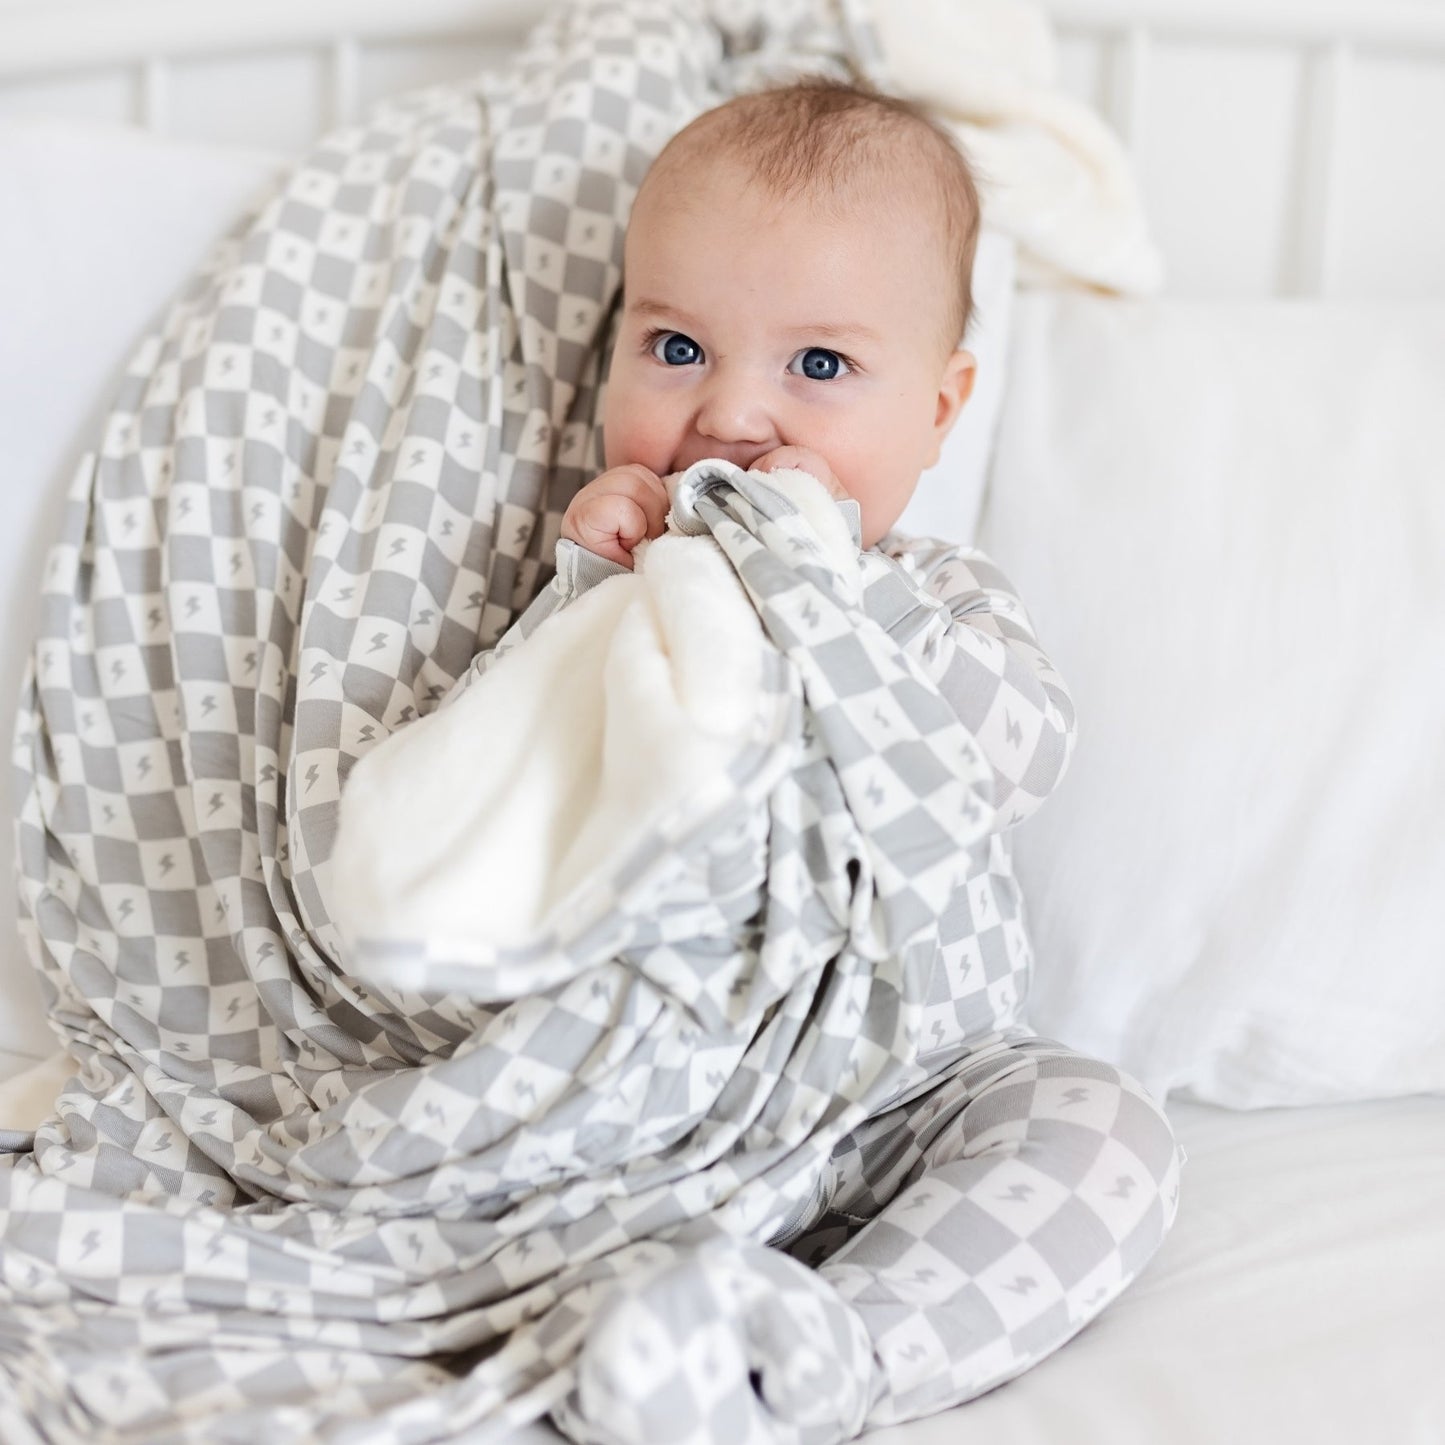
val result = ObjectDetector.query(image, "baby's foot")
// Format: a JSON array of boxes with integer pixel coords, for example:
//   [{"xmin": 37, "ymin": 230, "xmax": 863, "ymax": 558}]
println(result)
[{"xmin": 551, "ymin": 1237, "xmax": 878, "ymax": 1445}]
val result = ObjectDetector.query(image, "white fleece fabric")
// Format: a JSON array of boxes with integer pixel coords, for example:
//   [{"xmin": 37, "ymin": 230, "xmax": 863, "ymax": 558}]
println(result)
[
  {"xmin": 877, "ymin": 0, "xmax": 1162, "ymax": 294},
  {"xmin": 331, "ymin": 467, "xmax": 849, "ymax": 955}
]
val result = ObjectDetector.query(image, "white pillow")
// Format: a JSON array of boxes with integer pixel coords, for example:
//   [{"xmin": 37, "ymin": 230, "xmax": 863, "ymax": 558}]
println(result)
[
  {"xmin": 0, "ymin": 121, "xmax": 285, "ymax": 1060},
  {"xmin": 895, "ymin": 226, "xmax": 1016, "ymax": 545},
  {"xmin": 980, "ymin": 293, "xmax": 1445, "ymax": 1109}
]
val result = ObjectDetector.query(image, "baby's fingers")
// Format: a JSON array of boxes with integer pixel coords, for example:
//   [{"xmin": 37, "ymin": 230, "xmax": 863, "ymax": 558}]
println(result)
[
  {"xmin": 748, "ymin": 446, "xmax": 848, "ymax": 499},
  {"xmin": 611, "ymin": 464, "xmax": 670, "ymax": 540},
  {"xmin": 572, "ymin": 495, "xmax": 649, "ymax": 569}
]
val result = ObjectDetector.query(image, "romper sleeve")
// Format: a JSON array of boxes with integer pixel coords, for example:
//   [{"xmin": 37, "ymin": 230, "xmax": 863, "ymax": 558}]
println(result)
[
  {"xmin": 439, "ymin": 538, "xmax": 628, "ymax": 708},
  {"xmin": 858, "ymin": 532, "xmax": 1077, "ymax": 827}
]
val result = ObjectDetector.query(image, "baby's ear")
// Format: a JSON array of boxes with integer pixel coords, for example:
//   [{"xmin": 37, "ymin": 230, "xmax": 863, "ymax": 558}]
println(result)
[
  {"xmin": 935, "ymin": 348, "xmax": 977, "ymax": 430},
  {"xmin": 925, "ymin": 349, "xmax": 976, "ymax": 466}
]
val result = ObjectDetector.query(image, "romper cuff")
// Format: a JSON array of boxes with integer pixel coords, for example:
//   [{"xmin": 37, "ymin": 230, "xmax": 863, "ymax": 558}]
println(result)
[{"xmin": 554, "ymin": 537, "xmax": 629, "ymax": 600}]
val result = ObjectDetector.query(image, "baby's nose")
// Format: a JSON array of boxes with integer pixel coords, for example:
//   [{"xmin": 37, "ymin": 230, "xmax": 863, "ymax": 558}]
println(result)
[{"xmin": 695, "ymin": 371, "xmax": 775, "ymax": 448}]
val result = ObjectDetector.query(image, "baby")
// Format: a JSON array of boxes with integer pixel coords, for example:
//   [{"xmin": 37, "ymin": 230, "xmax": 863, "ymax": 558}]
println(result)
[
  {"xmin": 564, "ymin": 77, "xmax": 977, "ymax": 565},
  {"xmin": 543, "ymin": 78, "xmax": 1185, "ymax": 1443}
]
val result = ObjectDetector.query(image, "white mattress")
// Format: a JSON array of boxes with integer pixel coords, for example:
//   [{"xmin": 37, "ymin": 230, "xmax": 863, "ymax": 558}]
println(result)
[
  {"xmin": 863, "ymin": 1094, "xmax": 1445, "ymax": 1445},
  {"xmin": 466, "ymin": 1093, "xmax": 1445, "ymax": 1443}
]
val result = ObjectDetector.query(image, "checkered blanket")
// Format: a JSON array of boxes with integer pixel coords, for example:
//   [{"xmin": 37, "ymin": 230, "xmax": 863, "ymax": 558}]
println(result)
[
  {"xmin": 329, "ymin": 461, "xmax": 993, "ymax": 1015},
  {"xmin": 0, "ymin": 2, "xmax": 1004, "ymax": 1441}
]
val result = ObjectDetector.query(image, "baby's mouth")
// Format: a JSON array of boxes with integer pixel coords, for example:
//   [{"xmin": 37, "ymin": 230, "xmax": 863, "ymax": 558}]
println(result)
[{"xmin": 670, "ymin": 448, "xmax": 768, "ymax": 476}]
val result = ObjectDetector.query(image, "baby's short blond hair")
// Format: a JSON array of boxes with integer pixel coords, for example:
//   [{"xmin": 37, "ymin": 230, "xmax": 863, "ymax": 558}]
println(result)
[{"xmin": 637, "ymin": 76, "xmax": 982, "ymax": 357}]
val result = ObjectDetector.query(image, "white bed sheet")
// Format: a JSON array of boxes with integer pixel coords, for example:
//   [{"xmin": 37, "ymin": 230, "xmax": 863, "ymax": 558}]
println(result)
[
  {"xmin": 477, "ymin": 1092, "xmax": 1445, "ymax": 1443},
  {"xmin": 861, "ymin": 1094, "xmax": 1445, "ymax": 1445}
]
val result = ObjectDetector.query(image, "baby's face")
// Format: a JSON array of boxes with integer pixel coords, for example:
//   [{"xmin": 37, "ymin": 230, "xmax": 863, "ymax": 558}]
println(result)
[{"xmin": 603, "ymin": 160, "xmax": 974, "ymax": 548}]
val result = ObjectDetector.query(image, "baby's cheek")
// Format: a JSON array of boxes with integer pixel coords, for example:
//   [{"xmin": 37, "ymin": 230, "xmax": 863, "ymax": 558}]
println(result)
[
  {"xmin": 835, "ymin": 453, "xmax": 918, "ymax": 549},
  {"xmin": 603, "ymin": 406, "xmax": 666, "ymax": 473},
  {"xmin": 601, "ymin": 369, "xmax": 676, "ymax": 473}
]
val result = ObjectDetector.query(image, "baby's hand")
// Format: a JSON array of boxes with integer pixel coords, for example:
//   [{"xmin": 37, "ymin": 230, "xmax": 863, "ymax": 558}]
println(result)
[
  {"xmin": 561, "ymin": 464, "xmax": 670, "ymax": 569},
  {"xmin": 747, "ymin": 446, "xmax": 850, "ymax": 502}
]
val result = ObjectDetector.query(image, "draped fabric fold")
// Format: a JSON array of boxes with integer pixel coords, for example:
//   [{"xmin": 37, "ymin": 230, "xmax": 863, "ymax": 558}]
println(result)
[{"xmin": 0, "ymin": 4, "xmax": 972, "ymax": 1441}]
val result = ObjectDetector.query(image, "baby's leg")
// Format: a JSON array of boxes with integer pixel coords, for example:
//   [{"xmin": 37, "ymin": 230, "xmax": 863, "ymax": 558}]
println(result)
[
  {"xmin": 551, "ymin": 1033, "xmax": 1181, "ymax": 1445},
  {"xmin": 550, "ymin": 1231, "xmax": 876, "ymax": 1445},
  {"xmin": 790, "ymin": 1031, "xmax": 1186, "ymax": 1429}
]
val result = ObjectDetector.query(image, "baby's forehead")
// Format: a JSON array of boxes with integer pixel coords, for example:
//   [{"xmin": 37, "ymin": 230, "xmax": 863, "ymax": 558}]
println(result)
[
  {"xmin": 628, "ymin": 82, "xmax": 976, "ymax": 351},
  {"xmin": 630, "ymin": 144, "xmax": 943, "ymax": 241}
]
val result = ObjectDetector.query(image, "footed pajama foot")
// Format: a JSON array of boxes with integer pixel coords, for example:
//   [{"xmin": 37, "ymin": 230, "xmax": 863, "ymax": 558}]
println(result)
[{"xmin": 551, "ymin": 1238, "xmax": 879, "ymax": 1445}]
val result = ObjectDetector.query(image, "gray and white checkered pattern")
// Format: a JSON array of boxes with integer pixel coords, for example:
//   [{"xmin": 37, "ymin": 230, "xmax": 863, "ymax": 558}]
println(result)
[
  {"xmin": 1, "ymin": 1, "xmax": 1185, "ymax": 1441},
  {"xmin": 552, "ymin": 1231, "xmax": 876, "ymax": 1445},
  {"xmin": 539, "ymin": 1033, "xmax": 1183, "ymax": 1445},
  {"xmin": 0, "ymin": 1, "xmax": 896, "ymax": 1440}
]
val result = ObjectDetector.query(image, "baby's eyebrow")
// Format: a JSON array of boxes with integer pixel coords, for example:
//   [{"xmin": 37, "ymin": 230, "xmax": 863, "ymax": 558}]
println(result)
[
  {"xmin": 628, "ymin": 298, "xmax": 696, "ymax": 325},
  {"xmin": 780, "ymin": 320, "xmax": 881, "ymax": 345},
  {"xmin": 629, "ymin": 298, "xmax": 879, "ymax": 345}
]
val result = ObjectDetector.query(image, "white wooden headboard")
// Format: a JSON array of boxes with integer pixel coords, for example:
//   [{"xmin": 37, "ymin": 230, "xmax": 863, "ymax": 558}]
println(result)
[{"xmin": 2, "ymin": 0, "xmax": 1444, "ymax": 299}]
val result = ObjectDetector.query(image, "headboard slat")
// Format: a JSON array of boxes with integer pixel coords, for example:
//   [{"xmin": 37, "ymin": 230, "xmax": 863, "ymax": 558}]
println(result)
[
  {"xmin": 331, "ymin": 39, "xmax": 361, "ymax": 129},
  {"xmin": 1106, "ymin": 27, "xmax": 1151, "ymax": 159},
  {"xmin": 1289, "ymin": 42, "xmax": 1352, "ymax": 297},
  {"xmin": 141, "ymin": 57, "xmax": 168, "ymax": 135}
]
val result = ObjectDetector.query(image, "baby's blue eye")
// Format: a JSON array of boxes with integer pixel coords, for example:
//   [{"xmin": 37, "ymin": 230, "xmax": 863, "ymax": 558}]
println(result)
[
  {"xmin": 790, "ymin": 348, "xmax": 849, "ymax": 381},
  {"xmin": 651, "ymin": 331, "xmax": 703, "ymax": 366}
]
